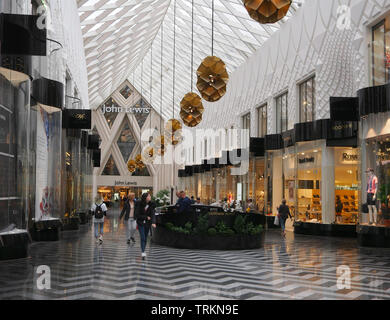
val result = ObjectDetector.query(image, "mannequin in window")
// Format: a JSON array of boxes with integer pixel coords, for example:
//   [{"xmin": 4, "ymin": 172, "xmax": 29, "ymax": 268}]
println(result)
[{"xmin": 366, "ymin": 168, "xmax": 378, "ymax": 225}]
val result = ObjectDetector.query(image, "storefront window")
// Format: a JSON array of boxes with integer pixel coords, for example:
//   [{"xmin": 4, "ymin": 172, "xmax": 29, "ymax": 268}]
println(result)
[
  {"xmin": 364, "ymin": 136, "xmax": 390, "ymax": 227},
  {"xmin": 276, "ymin": 92, "xmax": 288, "ymax": 133},
  {"xmin": 334, "ymin": 147, "xmax": 359, "ymax": 225},
  {"xmin": 296, "ymin": 144, "xmax": 322, "ymax": 223},
  {"xmin": 242, "ymin": 113, "xmax": 251, "ymax": 138},
  {"xmin": 299, "ymin": 76, "xmax": 315, "ymax": 123},
  {"xmin": 0, "ymin": 75, "xmax": 30, "ymax": 230},
  {"xmin": 257, "ymin": 104, "xmax": 267, "ymax": 138},
  {"xmin": 283, "ymin": 149, "xmax": 296, "ymax": 219},
  {"xmin": 254, "ymin": 157, "xmax": 265, "ymax": 212},
  {"xmin": 65, "ymin": 132, "xmax": 82, "ymax": 216},
  {"xmin": 372, "ymin": 16, "xmax": 390, "ymax": 86}
]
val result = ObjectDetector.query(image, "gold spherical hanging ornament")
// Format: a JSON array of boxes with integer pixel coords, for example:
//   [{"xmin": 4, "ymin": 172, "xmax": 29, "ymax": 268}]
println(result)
[
  {"xmin": 153, "ymin": 135, "xmax": 166, "ymax": 156},
  {"xmin": 135, "ymin": 154, "xmax": 145, "ymax": 170},
  {"xmin": 164, "ymin": 119, "xmax": 183, "ymax": 146},
  {"xmin": 196, "ymin": 56, "xmax": 229, "ymax": 102},
  {"xmin": 127, "ymin": 159, "xmax": 137, "ymax": 173},
  {"xmin": 242, "ymin": 0, "xmax": 292, "ymax": 24},
  {"xmin": 141, "ymin": 145, "xmax": 156, "ymax": 164},
  {"xmin": 180, "ymin": 92, "xmax": 204, "ymax": 128},
  {"xmin": 180, "ymin": 109, "xmax": 203, "ymax": 128}
]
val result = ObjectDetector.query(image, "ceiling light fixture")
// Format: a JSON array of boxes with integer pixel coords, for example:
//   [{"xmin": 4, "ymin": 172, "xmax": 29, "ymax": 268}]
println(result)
[{"xmin": 242, "ymin": 0, "xmax": 292, "ymax": 24}]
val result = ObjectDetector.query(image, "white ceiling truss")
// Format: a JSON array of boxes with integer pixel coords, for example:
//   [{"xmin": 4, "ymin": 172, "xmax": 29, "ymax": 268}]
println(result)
[{"xmin": 78, "ymin": 0, "xmax": 305, "ymax": 119}]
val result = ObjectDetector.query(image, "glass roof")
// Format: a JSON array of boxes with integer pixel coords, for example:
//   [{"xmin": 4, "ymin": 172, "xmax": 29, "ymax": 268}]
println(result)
[{"xmin": 78, "ymin": 0, "xmax": 304, "ymax": 118}]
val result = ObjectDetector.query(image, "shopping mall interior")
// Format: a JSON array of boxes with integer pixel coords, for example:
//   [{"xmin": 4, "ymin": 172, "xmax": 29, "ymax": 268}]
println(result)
[{"xmin": 1, "ymin": 0, "xmax": 390, "ymax": 303}]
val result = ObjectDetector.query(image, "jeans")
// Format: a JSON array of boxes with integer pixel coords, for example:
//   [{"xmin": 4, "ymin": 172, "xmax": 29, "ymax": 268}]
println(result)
[
  {"xmin": 126, "ymin": 218, "xmax": 137, "ymax": 240},
  {"xmin": 280, "ymin": 217, "xmax": 286, "ymax": 232},
  {"xmin": 94, "ymin": 222, "xmax": 104, "ymax": 238},
  {"xmin": 138, "ymin": 224, "xmax": 151, "ymax": 253}
]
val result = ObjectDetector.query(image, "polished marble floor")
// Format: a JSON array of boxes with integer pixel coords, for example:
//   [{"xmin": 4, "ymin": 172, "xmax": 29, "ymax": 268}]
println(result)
[{"xmin": 1, "ymin": 209, "xmax": 390, "ymax": 300}]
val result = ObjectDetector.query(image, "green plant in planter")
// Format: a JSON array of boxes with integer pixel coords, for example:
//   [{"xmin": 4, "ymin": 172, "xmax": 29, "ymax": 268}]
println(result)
[
  {"xmin": 195, "ymin": 213, "xmax": 209, "ymax": 234},
  {"xmin": 233, "ymin": 215, "xmax": 247, "ymax": 234},
  {"xmin": 165, "ymin": 222, "xmax": 174, "ymax": 230},
  {"xmin": 245, "ymin": 222, "xmax": 263, "ymax": 235},
  {"xmin": 216, "ymin": 221, "xmax": 235, "ymax": 236},
  {"xmin": 208, "ymin": 228, "xmax": 217, "ymax": 236}
]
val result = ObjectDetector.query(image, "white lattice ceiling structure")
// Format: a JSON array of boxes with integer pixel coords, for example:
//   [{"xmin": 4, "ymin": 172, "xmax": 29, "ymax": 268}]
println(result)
[{"xmin": 78, "ymin": 0, "xmax": 305, "ymax": 118}]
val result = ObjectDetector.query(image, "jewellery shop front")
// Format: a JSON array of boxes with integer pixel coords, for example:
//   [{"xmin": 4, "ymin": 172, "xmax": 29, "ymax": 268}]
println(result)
[
  {"xmin": 358, "ymin": 83, "xmax": 390, "ymax": 247},
  {"xmin": 265, "ymin": 119, "xmax": 360, "ymax": 237}
]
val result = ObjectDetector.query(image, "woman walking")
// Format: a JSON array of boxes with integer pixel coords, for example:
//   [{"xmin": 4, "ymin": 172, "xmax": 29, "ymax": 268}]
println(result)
[
  {"xmin": 278, "ymin": 199, "xmax": 292, "ymax": 237},
  {"xmin": 91, "ymin": 195, "xmax": 108, "ymax": 244},
  {"xmin": 120, "ymin": 192, "xmax": 137, "ymax": 244},
  {"xmin": 135, "ymin": 193, "xmax": 156, "ymax": 260}
]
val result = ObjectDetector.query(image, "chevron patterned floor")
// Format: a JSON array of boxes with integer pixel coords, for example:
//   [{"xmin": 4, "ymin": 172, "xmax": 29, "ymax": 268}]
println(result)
[{"xmin": 1, "ymin": 209, "xmax": 390, "ymax": 300}]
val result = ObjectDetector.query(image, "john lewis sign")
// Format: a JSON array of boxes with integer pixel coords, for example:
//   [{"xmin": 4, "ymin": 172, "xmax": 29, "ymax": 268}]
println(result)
[{"xmin": 100, "ymin": 105, "xmax": 150, "ymax": 114}]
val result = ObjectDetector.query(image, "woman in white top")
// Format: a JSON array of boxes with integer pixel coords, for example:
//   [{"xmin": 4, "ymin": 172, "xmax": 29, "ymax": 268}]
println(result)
[
  {"xmin": 91, "ymin": 195, "xmax": 108, "ymax": 244},
  {"xmin": 120, "ymin": 192, "xmax": 137, "ymax": 244}
]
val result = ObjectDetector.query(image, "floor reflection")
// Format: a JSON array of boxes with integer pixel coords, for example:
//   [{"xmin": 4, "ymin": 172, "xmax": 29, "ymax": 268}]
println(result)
[{"xmin": 0, "ymin": 210, "xmax": 390, "ymax": 299}]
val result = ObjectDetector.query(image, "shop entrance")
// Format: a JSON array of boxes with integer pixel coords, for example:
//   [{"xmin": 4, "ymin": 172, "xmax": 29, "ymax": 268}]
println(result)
[{"xmin": 97, "ymin": 186, "xmax": 153, "ymax": 209}]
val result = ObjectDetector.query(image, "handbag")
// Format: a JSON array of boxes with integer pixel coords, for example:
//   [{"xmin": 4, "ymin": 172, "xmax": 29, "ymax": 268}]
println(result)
[{"xmin": 274, "ymin": 215, "xmax": 279, "ymax": 226}]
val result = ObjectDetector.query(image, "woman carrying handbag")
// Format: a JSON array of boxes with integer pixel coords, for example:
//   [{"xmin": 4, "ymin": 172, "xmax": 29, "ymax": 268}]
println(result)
[{"xmin": 135, "ymin": 192, "xmax": 156, "ymax": 260}]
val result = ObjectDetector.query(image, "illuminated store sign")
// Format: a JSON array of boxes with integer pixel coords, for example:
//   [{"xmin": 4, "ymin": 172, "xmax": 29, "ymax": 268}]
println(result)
[
  {"xmin": 342, "ymin": 153, "xmax": 359, "ymax": 162},
  {"xmin": 114, "ymin": 180, "xmax": 138, "ymax": 186},
  {"xmin": 100, "ymin": 105, "xmax": 150, "ymax": 114}
]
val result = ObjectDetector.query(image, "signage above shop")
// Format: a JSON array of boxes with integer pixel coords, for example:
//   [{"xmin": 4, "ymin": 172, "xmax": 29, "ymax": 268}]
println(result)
[
  {"xmin": 114, "ymin": 180, "xmax": 138, "ymax": 187},
  {"xmin": 0, "ymin": 13, "xmax": 47, "ymax": 56},
  {"xmin": 100, "ymin": 105, "xmax": 150, "ymax": 115},
  {"xmin": 358, "ymin": 83, "xmax": 390, "ymax": 116},
  {"xmin": 32, "ymin": 77, "xmax": 64, "ymax": 113},
  {"xmin": 342, "ymin": 152, "xmax": 359, "ymax": 163},
  {"xmin": 62, "ymin": 109, "xmax": 91, "ymax": 129}
]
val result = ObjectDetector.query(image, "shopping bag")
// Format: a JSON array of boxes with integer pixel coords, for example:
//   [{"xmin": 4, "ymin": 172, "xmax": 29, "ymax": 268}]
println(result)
[{"xmin": 274, "ymin": 215, "xmax": 279, "ymax": 226}]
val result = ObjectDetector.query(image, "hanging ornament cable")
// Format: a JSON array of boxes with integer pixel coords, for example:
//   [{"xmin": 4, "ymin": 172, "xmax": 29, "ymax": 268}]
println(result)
[
  {"xmin": 211, "ymin": 0, "xmax": 215, "ymax": 57},
  {"xmin": 172, "ymin": 0, "xmax": 177, "ymax": 120}
]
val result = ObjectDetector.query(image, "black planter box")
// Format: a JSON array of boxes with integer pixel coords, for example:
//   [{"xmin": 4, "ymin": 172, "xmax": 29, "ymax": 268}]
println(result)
[
  {"xmin": 0, "ymin": 231, "xmax": 30, "ymax": 261},
  {"xmin": 294, "ymin": 221, "xmax": 357, "ymax": 237},
  {"xmin": 61, "ymin": 216, "xmax": 80, "ymax": 231},
  {"xmin": 152, "ymin": 226, "xmax": 265, "ymax": 250},
  {"xmin": 357, "ymin": 225, "xmax": 390, "ymax": 248},
  {"xmin": 30, "ymin": 219, "xmax": 62, "ymax": 242}
]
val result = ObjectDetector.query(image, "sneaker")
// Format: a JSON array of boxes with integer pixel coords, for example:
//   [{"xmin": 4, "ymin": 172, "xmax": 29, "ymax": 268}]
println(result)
[
  {"xmin": 127, "ymin": 239, "xmax": 131, "ymax": 244},
  {"xmin": 142, "ymin": 252, "xmax": 146, "ymax": 260},
  {"xmin": 131, "ymin": 237, "xmax": 136, "ymax": 243},
  {"xmin": 99, "ymin": 235, "xmax": 103, "ymax": 243}
]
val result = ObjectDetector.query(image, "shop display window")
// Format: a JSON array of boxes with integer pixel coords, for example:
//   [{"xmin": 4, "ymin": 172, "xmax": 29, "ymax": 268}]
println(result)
[
  {"xmin": 201, "ymin": 171, "xmax": 214, "ymax": 204},
  {"xmin": 283, "ymin": 149, "xmax": 296, "ymax": 219},
  {"xmin": 266, "ymin": 155, "xmax": 273, "ymax": 215},
  {"xmin": 363, "ymin": 136, "xmax": 390, "ymax": 227},
  {"xmin": 254, "ymin": 158, "xmax": 265, "ymax": 212},
  {"xmin": 372, "ymin": 15, "xmax": 390, "ymax": 86},
  {"xmin": 65, "ymin": 135, "xmax": 81, "ymax": 216},
  {"xmin": 296, "ymin": 146, "xmax": 322, "ymax": 223},
  {"xmin": 334, "ymin": 148, "xmax": 359, "ymax": 225}
]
